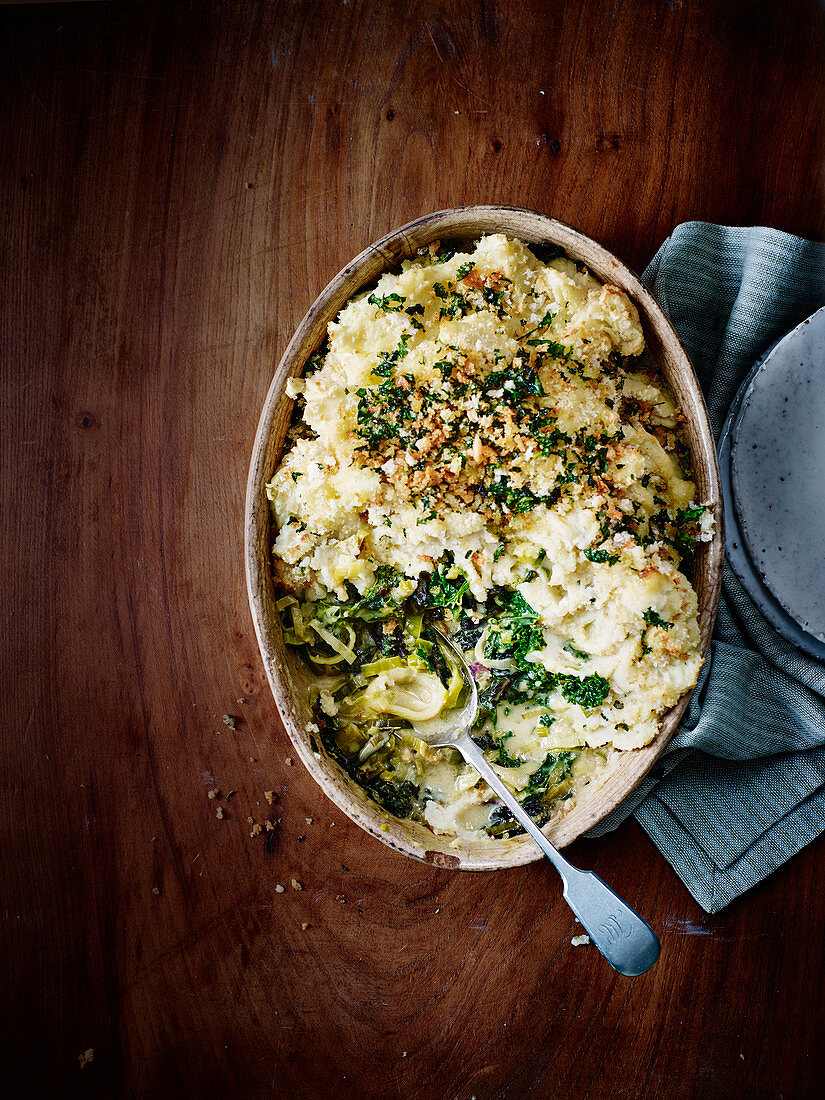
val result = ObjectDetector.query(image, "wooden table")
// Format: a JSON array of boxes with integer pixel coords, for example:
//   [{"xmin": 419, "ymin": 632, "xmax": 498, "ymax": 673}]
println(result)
[{"xmin": 3, "ymin": 2, "xmax": 824, "ymax": 1097}]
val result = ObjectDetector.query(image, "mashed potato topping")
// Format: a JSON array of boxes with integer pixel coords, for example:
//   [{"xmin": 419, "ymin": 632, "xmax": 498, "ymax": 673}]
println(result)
[{"xmin": 268, "ymin": 235, "xmax": 709, "ymax": 838}]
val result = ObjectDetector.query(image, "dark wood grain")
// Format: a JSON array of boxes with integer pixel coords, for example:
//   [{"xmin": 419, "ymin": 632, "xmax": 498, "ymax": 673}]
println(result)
[{"xmin": 2, "ymin": 2, "xmax": 824, "ymax": 1098}]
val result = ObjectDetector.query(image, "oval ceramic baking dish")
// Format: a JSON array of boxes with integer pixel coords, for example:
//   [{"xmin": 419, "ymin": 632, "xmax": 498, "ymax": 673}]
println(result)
[{"xmin": 245, "ymin": 206, "xmax": 723, "ymax": 870}]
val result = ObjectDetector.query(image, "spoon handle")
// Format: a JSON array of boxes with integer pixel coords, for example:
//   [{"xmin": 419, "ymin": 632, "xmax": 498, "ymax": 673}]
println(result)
[{"xmin": 455, "ymin": 734, "xmax": 660, "ymax": 977}]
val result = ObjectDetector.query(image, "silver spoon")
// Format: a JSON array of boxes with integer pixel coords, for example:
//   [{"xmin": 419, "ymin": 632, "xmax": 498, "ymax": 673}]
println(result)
[{"xmin": 413, "ymin": 625, "xmax": 660, "ymax": 977}]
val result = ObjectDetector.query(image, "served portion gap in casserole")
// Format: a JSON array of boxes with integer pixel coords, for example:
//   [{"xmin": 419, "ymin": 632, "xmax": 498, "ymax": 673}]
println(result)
[{"xmin": 267, "ymin": 235, "xmax": 711, "ymax": 839}]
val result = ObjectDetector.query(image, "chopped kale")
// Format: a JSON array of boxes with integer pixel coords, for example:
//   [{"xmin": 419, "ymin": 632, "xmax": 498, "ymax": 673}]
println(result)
[
  {"xmin": 680, "ymin": 505, "xmax": 706, "ymax": 522},
  {"xmin": 526, "ymin": 750, "xmax": 574, "ymax": 792},
  {"xmin": 427, "ymin": 565, "xmax": 469, "ymax": 612},
  {"xmin": 584, "ymin": 548, "xmax": 619, "ymax": 565},
  {"xmin": 476, "ymin": 673, "xmax": 513, "ymax": 724},
  {"xmin": 482, "ymin": 286, "xmax": 505, "ymax": 310},
  {"xmin": 522, "ymin": 310, "xmax": 557, "ymax": 339},
  {"xmin": 368, "ymin": 291, "xmax": 406, "ymax": 312},
  {"xmin": 493, "ymin": 731, "xmax": 523, "ymax": 768},
  {"xmin": 436, "ymin": 240, "xmax": 462, "ymax": 262},
  {"xmin": 559, "ymin": 673, "xmax": 610, "ymax": 710},
  {"xmin": 643, "ymin": 608, "xmax": 672, "ymax": 629},
  {"xmin": 452, "ymin": 614, "xmax": 485, "ymax": 651},
  {"xmin": 367, "ymin": 777, "xmax": 419, "ymax": 817},
  {"xmin": 485, "ymin": 477, "xmax": 554, "ymax": 514},
  {"xmin": 484, "ymin": 591, "xmax": 545, "ymax": 666},
  {"xmin": 485, "ymin": 361, "xmax": 544, "ymax": 403},
  {"xmin": 439, "ymin": 290, "xmax": 472, "ymax": 320},
  {"xmin": 303, "ymin": 344, "xmax": 328, "ymax": 375}
]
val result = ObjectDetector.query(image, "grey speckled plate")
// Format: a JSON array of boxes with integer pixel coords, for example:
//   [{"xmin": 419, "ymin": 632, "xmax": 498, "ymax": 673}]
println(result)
[{"xmin": 726, "ymin": 306, "xmax": 825, "ymax": 655}]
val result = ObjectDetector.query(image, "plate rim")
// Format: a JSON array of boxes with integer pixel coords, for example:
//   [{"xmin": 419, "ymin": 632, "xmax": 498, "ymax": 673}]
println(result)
[{"xmin": 723, "ymin": 305, "xmax": 825, "ymax": 659}]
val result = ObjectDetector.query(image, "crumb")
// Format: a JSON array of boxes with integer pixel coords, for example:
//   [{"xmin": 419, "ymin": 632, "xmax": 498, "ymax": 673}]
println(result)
[
  {"xmin": 78, "ymin": 1049, "xmax": 94, "ymax": 1069},
  {"xmin": 152, "ymin": 887, "xmax": 161, "ymax": 896},
  {"xmin": 291, "ymin": 878, "xmax": 302, "ymax": 891},
  {"xmin": 571, "ymin": 934, "xmax": 591, "ymax": 947},
  {"xmin": 301, "ymin": 922, "xmax": 310, "ymax": 930},
  {"xmin": 329, "ymin": 822, "xmax": 335, "ymax": 827},
  {"xmin": 265, "ymin": 820, "xmax": 275, "ymax": 832},
  {"xmin": 305, "ymin": 817, "xmax": 313, "ymax": 825},
  {"xmin": 250, "ymin": 824, "xmax": 262, "ymax": 838},
  {"xmin": 285, "ymin": 757, "xmax": 294, "ymax": 766},
  {"xmin": 336, "ymin": 894, "xmax": 346, "ymax": 904},
  {"xmin": 207, "ymin": 788, "xmax": 219, "ymax": 800},
  {"xmin": 222, "ymin": 714, "xmax": 237, "ymax": 729},
  {"xmin": 435, "ymin": 908, "xmax": 440, "ymax": 914},
  {"xmin": 264, "ymin": 790, "xmax": 276, "ymax": 804},
  {"xmin": 275, "ymin": 884, "xmax": 285, "ymax": 893},
  {"xmin": 402, "ymin": 1051, "xmax": 408, "ymax": 1058},
  {"xmin": 249, "ymin": 756, "xmax": 257, "ymax": 763},
  {"xmin": 297, "ymin": 835, "xmax": 305, "ymax": 842},
  {"xmin": 215, "ymin": 807, "xmax": 224, "ymax": 820}
]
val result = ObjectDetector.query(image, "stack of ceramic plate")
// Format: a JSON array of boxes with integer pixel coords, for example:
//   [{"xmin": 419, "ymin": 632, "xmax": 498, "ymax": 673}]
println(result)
[{"xmin": 719, "ymin": 306, "xmax": 825, "ymax": 661}]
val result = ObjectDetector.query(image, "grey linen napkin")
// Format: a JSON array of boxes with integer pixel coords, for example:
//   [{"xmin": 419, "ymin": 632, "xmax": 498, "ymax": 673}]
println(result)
[{"xmin": 587, "ymin": 223, "xmax": 825, "ymax": 913}]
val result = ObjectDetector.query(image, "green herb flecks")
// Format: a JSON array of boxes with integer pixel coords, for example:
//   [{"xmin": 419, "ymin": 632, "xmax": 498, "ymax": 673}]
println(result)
[
  {"xmin": 368, "ymin": 292, "xmax": 406, "ymax": 313},
  {"xmin": 643, "ymin": 608, "xmax": 672, "ymax": 629},
  {"xmin": 584, "ymin": 548, "xmax": 619, "ymax": 565}
]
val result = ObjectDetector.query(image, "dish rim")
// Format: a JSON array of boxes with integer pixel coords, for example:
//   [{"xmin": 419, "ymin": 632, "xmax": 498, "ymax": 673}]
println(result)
[{"xmin": 245, "ymin": 205, "xmax": 724, "ymax": 870}]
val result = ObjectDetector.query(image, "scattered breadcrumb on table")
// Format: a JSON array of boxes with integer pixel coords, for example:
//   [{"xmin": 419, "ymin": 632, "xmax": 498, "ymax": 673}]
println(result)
[
  {"xmin": 78, "ymin": 1049, "xmax": 94, "ymax": 1069},
  {"xmin": 571, "ymin": 934, "xmax": 591, "ymax": 946}
]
